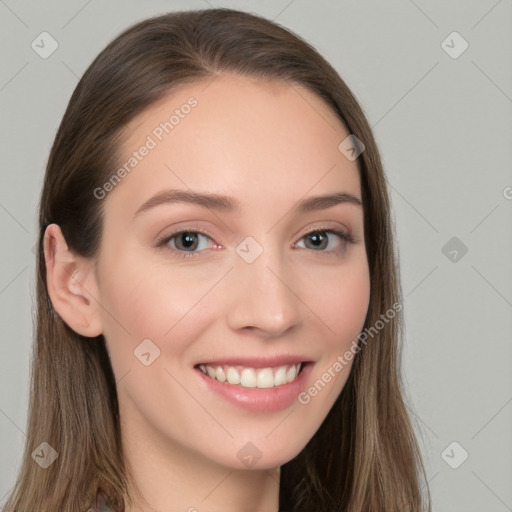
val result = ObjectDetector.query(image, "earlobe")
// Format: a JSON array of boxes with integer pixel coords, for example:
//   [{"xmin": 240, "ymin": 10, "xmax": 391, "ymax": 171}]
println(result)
[{"xmin": 43, "ymin": 223, "xmax": 103, "ymax": 338}]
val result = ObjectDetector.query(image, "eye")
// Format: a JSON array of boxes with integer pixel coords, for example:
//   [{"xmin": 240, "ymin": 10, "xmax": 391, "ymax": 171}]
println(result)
[
  {"xmin": 156, "ymin": 229, "xmax": 217, "ymax": 259},
  {"xmin": 156, "ymin": 227, "xmax": 355, "ymax": 259},
  {"xmin": 295, "ymin": 228, "xmax": 355, "ymax": 254}
]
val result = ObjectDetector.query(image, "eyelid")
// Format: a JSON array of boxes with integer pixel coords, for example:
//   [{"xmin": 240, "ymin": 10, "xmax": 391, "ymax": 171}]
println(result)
[{"xmin": 300, "ymin": 223, "xmax": 352, "ymax": 238}]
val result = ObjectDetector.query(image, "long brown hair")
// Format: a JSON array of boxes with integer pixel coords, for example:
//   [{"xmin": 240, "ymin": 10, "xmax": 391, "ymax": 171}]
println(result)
[{"xmin": 4, "ymin": 8, "xmax": 431, "ymax": 511}]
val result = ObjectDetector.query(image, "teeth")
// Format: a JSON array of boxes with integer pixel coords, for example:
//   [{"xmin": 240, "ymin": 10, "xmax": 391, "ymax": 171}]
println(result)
[
  {"xmin": 274, "ymin": 366, "xmax": 288, "ymax": 386},
  {"xmin": 256, "ymin": 368, "xmax": 274, "ymax": 389},
  {"xmin": 198, "ymin": 363, "xmax": 303, "ymax": 388},
  {"xmin": 226, "ymin": 367, "xmax": 241, "ymax": 385},
  {"xmin": 286, "ymin": 364, "xmax": 297, "ymax": 382},
  {"xmin": 215, "ymin": 366, "xmax": 226, "ymax": 383},
  {"xmin": 241, "ymin": 368, "xmax": 257, "ymax": 388}
]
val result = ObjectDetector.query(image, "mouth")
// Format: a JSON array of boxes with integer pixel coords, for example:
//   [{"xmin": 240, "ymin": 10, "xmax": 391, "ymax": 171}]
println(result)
[{"xmin": 194, "ymin": 362, "xmax": 310, "ymax": 389}]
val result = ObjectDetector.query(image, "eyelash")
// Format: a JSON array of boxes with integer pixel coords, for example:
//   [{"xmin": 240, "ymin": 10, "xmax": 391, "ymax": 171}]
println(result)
[{"xmin": 155, "ymin": 226, "xmax": 355, "ymax": 260}]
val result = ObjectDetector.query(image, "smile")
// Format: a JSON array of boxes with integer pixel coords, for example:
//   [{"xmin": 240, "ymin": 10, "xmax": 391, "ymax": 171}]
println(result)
[{"xmin": 197, "ymin": 363, "xmax": 304, "ymax": 389}]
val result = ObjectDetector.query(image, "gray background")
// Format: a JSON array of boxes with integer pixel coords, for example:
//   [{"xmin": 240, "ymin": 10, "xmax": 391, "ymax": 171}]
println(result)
[{"xmin": 1, "ymin": 1, "xmax": 511, "ymax": 510}]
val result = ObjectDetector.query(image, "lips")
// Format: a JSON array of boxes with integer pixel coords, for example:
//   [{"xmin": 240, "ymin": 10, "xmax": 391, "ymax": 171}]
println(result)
[
  {"xmin": 194, "ymin": 354, "xmax": 312, "ymax": 369},
  {"xmin": 194, "ymin": 359, "xmax": 315, "ymax": 413}
]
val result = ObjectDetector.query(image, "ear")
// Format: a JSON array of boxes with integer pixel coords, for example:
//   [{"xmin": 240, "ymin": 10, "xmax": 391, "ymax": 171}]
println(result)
[{"xmin": 43, "ymin": 223, "xmax": 103, "ymax": 337}]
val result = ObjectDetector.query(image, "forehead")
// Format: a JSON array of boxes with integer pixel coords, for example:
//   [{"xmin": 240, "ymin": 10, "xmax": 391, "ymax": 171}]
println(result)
[{"xmin": 108, "ymin": 72, "xmax": 361, "ymax": 216}]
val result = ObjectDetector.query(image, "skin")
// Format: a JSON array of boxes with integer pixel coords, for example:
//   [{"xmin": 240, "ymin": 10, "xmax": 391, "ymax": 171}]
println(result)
[{"xmin": 44, "ymin": 72, "xmax": 370, "ymax": 512}]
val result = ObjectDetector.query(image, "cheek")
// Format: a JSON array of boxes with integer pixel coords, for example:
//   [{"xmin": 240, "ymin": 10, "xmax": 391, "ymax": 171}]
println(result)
[
  {"xmin": 295, "ymin": 262, "xmax": 370, "ymax": 417},
  {"xmin": 98, "ymin": 253, "xmax": 218, "ymax": 361},
  {"xmin": 311, "ymin": 259, "xmax": 371, "ymax": 347}
]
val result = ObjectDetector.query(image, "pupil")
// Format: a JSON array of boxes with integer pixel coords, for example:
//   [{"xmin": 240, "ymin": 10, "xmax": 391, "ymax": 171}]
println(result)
[
  {"xmin": 180, "ymin": 232, "xmax": 197, "ymax": 250},
  {"xmin": 309, "ymin": 231, "xmax": 326, "ymax": 249}
]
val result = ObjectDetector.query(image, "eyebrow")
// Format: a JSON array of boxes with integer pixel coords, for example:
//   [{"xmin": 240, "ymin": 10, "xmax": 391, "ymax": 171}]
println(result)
[{"xmin": 133, "ymin": 189, "xmax": 362, "ymax": 219}]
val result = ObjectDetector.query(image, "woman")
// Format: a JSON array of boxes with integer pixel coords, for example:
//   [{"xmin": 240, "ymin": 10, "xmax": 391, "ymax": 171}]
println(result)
[{"xmin": 4, "ymin": 8, "xmax": 431, "ymax": 512}]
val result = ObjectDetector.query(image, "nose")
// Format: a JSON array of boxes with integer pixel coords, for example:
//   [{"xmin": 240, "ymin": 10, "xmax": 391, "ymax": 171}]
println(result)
[{"xmin": 225, "ymin": 244, "xmax": 302, "ymax": 338}]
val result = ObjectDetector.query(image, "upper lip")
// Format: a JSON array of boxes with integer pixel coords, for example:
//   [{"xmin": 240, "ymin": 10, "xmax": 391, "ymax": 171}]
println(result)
[{"xmin": 195, "ymin": 355, "xmax": 313, "ymax": 369}]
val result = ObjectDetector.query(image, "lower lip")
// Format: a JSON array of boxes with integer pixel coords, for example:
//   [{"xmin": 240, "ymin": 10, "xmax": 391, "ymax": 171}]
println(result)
[{"xmin": 195, "ymin": 363, "xmax": 314, "ymax": 413}]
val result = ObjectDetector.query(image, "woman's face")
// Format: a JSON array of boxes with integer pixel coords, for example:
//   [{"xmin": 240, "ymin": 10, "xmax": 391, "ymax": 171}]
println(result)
[{"xmin": 93, "ymin": 72, "xmax": 370, "ymax": 470}]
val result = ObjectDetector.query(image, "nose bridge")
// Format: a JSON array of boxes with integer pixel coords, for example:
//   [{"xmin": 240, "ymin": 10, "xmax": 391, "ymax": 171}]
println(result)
[{"xmin": 226, "ymin": 236, "xmax": 301, "ymax": 335}]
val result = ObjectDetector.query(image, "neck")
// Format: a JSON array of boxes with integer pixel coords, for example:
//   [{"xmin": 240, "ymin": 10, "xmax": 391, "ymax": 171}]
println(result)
[{"xmin": 120, "ymin": 408, "xmax": 281, "ymax": 512}]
